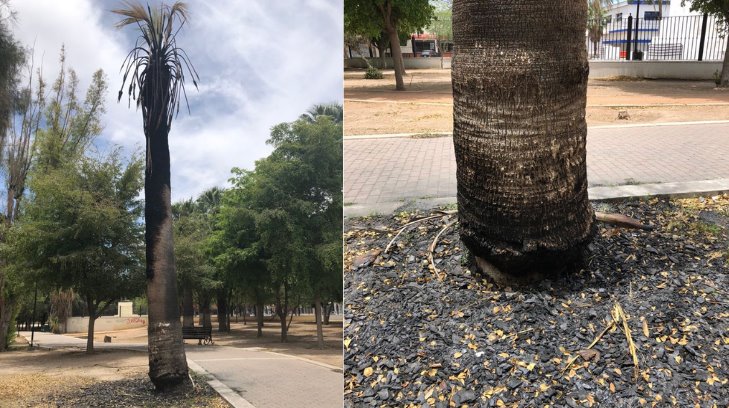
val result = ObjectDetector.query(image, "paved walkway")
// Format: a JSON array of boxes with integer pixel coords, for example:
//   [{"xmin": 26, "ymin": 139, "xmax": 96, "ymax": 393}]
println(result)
[
  {"xmin": 344, "ymin": 122, "xmax": 729, "ymax": 216},
  {"xmin": 20, "ymin": 331, "xmax": 342, "ymax": 408}
]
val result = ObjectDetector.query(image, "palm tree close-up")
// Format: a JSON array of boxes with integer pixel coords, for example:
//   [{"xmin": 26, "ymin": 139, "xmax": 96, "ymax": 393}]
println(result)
[
  {"xmin": 113, "ymin": 0, "xmax": 198, "ymax": 391},
  {"xmin": 452, "ymin": 0, "xmax": 595, "ymax": 282}
]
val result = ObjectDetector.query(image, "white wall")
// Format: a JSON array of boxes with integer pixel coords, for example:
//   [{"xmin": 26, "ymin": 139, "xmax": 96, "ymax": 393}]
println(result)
[
  {"xmin": 589, "ymin": 60, "xmax": 722, "ymax": 79},
  {"xmin": 66, "ymin": 315, "xmax": 148, "ymax": 333}
]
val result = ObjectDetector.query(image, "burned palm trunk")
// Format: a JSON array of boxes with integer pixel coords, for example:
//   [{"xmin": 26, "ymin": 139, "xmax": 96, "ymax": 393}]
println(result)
[
  {"xmin": 144, "ymin": 96, "xmax": 188, "ymax": 390},
  {"xmin": 452, "ymin": 0, "xmax": 595, "ymax": 278}
]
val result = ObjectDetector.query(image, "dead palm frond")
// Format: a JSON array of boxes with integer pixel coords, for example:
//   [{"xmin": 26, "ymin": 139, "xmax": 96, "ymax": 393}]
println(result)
[{"xmin": 112, "ymin": 1, "xmax": 198, "ymax": 164}]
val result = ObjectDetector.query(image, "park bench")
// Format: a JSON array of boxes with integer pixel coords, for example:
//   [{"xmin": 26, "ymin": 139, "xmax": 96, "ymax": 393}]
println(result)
[{"xmin": 182, "ymin": 326, "xmax": 214, "ymax": 345}]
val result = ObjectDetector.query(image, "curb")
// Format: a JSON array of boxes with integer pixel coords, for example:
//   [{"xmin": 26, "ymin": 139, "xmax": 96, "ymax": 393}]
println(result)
[
  {"xmin": 344, "ymin": 120, "xmax": 729, "ymax": 140},
  {"xmin": 187, "ymin": 359, "xmax": 256, "ymax": 408},
  {"xmin": 344, "ymin": 179, "xmax": 729, "ymax": 218}
]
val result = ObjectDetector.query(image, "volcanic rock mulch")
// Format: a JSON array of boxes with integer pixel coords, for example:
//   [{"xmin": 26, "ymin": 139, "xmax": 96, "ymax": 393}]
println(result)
[
  {"xmin": 31, "ymin": 372, "xmax": 228, "ymax": 408},
  {"xmin": 344, "ymin": 195, "xmax": 729, "ymax": 407}
]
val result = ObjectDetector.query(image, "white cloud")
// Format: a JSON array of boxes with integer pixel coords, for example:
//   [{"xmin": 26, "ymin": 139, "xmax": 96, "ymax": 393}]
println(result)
[{"xmin": 10, "ymin": 0, "xmax": 343, "ymax": 201}]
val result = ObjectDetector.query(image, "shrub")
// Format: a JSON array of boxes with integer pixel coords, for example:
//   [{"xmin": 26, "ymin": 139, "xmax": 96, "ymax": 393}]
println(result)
[{"xmin": 364, "ymin": 67, "xmax": 383, "ymax": 79}]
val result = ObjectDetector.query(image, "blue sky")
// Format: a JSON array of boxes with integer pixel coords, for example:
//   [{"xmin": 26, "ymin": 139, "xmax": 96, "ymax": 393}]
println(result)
[{"xmin": 8, "ymin": 0, "xmax": 343, "ymax": 202}]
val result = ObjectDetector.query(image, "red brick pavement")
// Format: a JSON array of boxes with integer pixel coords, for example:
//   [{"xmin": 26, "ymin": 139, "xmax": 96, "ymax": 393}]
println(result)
[{"xmin": 343, "ymin": 122, "xmax": 729, "ymax": 206}]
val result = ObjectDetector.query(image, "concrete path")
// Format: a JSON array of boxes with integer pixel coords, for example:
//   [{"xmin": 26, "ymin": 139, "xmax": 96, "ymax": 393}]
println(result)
[
  {"xmin": 343, "ymin": 122, "xmax": 729, "ymax": 216},
  {"xmin": 19, "ymin": 331, "xmax": 342, "ymax": 408}
]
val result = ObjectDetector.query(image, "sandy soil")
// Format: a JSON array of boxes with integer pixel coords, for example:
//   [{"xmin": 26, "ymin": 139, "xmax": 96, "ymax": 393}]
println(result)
[
  {"xmin": 344, "ymin": 68, "xmax": 729, "ymax": 135},
  {"xmin": 0, "ymin": 345, "xmax": 147, "ymax": 407},
  {"xmin": 67, "ymin": 315, "xmax": 343, "ymax": 368}
]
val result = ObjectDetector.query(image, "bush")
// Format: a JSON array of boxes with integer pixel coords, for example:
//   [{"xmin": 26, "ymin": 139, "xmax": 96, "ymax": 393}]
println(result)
[
  {"xmin": 364, "ymin": 67, "xmax": 383, "ymax": 79},
  {"xmin": 713, "ymin": 70, "xmax": 721, "ymax": 87}
]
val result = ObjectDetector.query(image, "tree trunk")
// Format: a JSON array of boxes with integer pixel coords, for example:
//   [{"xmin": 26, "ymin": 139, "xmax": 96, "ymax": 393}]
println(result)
[
  {"xmin": 313, "ymin": 294, "xmax": 324, "ymax": 349},
  {"xmin": 199, "ymin": 297, "xmax": 211, "ymax": 328},
  {"xmin": 182, "ymin": 285, "xmax": 194, "ymax": 328},
  {"xmin": 377, "ymin": 32, "xmax": 388, "ymax": 68},
  {"xmin": 86, "ymin": 300, "xmax": 96, "ymax": 354},
  {"xmin": 144, "ymin": 119, "xmax": 189, "ymax": 390},
  {"xmin": 276, "ymin": 284, "xmax": 288, "ymax": 343},
  {"xmin": 719, "ymin": 40, "xmax": 729, "ymax": 88},
  {"xmin": 256, "ymin": 301, "xmax": 264, "ymax": 338},
  {"xmin": 323, "ymin": 302, "xmax": 332, "ymax": 325},
  {"xmin": 386, "ymin": 25, "xmax": 406, "ymax": 90},
  {"xmin": 452, "ymin": 0, "xmax": 595, "ymax": 280},
  {"xmin": 0, "ymin": 291, "xmax": 15, "ymax": 351},
  {"xmin": 216, "ymin": 290, "xmax": 229, "ymax": 332}
]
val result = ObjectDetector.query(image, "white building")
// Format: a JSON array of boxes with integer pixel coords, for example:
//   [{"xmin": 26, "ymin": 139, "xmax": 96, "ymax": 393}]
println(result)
[{"xmin": 594, "ymin": 0, "xmax": 725, "ymax": 61}]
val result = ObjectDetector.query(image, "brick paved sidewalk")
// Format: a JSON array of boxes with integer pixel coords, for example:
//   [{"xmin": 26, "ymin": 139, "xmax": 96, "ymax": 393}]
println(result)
[{"xmin": 344, "ymin": 122, "xmax": 729, "ymax": 214}]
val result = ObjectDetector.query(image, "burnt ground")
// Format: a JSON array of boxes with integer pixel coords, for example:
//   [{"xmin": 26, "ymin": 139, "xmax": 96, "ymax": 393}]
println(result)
[{"xmin": 344, "ymin": 195, "xmax": 729, "ymax": 407}]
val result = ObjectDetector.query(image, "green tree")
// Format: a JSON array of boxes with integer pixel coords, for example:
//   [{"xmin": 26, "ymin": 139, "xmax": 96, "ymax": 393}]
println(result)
[
  {"xmin": 300, "ymin": 103, "xmax": 343, "ymax": 124},
  {"xmin": 114, "ymin": 1, "xmax": 198, "ymax": 390},
  {"xmin": 0, "ymin": 4, "xmax": 26, "ymax": 350},
  {"xmin": 345, "ymin": 0, "xmax": 435, "ymax": 90},
  {"xmin": 11, "ymin": 151, "xmax": 145, "ymax": 352},
  {"xmin": 683, "ymin": 0, "xmax": 729, "ymax": 87},
  {"xmin": 451, "ymin": 0, "xmax": 595, "ymax": 283}
]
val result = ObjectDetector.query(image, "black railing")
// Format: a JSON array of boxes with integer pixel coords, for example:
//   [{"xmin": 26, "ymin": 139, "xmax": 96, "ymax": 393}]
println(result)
[{"xmin": 586, "ymin": 14, "xmax": 727, "ymax": 61}]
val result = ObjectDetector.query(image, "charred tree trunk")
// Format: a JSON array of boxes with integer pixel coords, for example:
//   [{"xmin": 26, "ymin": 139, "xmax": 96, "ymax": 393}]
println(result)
[
  {"xmin": 182, "ymin": 285, "xmax": 194, "ymax": 328},
  {"xmin": 144, "ymin": 108, "xmax": 188, "ymax": 390},
  {"xmin": 313, "ymin": 294, "xmax": 324, "ymax": 349},
  {"xmin": 452, "ymin": 0, "xmax": 595, "ymax": 281}
]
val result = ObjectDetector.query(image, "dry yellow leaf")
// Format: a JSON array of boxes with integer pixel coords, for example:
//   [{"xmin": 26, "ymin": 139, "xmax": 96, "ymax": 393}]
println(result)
[
  {"xmin": 609, "ymin": 383, "xmax": 616, "ymax": 393},
  {"xmin": 428, "ymin": 368, "xmax": 438, "ymax": 377},
  {"xmin": 373, "ymin": 356, "xmax": 379, "ymax": 362},
  {"xmin": 539, "ymin": 383, "xmax": 549, "ymax": 392},
  {"xmin": 468, "ymin": 343, "xmax": 478, "ymax": 350},
  {"xmin": 642, "ymin": 318, "xmax": 649, "ymax": 337},
  {"xmin": 363, "ymin": 367, "xmax": 374, "ymax": 377},
  {"xmin": 454, "ymin": 352, "xmax": 463, "ymax": 359},
  {"xmin": 343, "ymin": 338, "xmax": 352, "ymax": 350}
]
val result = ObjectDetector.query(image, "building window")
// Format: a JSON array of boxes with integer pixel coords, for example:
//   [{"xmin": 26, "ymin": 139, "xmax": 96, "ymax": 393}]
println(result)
[
  {"xmin": 616, "ymin": 13, "xmax": 623, "ymax": 23},
  {"xmin": 644, "ymin": 11, "xmax": 660, "ymax": 20},
  {"xmin": 604, "ymin": 15, "xmax": 612, "ymax": 24}
]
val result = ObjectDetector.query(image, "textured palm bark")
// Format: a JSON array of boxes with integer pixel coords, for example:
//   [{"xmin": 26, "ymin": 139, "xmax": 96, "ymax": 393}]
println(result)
[
  {"xmin": 452, "ymin": 0, "xmax": 596, "ymax": 277},
  {"xmin": 145, "ymin": 122, "xmax": 189, "ymax": 390}
]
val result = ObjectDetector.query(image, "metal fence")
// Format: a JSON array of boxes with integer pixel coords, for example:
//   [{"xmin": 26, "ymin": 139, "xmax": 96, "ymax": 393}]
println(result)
[{"xmin": 587, "ymin": 14, "xmax": 727, "ymax": 61}]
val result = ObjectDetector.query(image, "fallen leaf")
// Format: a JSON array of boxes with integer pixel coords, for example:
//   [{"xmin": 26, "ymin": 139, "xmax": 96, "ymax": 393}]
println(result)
[
  {"xmin": 577, "ymin": 349, "xmax": 601, "ymax": 362},
  {"xmin": 363, "ymin": 367, "xmax": 374, "ymax": 377},
  {"xmin": 344, "ymin": 338, "xmax": 351, "ymax": 350}
]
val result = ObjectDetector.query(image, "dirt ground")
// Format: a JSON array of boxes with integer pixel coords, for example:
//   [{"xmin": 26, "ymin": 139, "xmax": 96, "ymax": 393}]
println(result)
[
  {"xmin": 344, "ymin": 68, "xmax": 729, "ymax": 135},
  {"xmin": 0, "ymin": 345, "xmax": 228, "ymax": 407},
  {"xmin": 68, "ymin": 315, "xmax": 343, "ymax": 368},
  {"xmin": 0, "ymin": 315, "xmax": 341, "ymax": 407}
]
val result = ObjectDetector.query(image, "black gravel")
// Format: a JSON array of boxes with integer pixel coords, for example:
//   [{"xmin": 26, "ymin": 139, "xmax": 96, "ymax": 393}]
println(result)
[
  {"xmin": 344, "ymin": 196, "xmax": 729, "ymax": 407},
  {"xmin": 32, "ymin": 372, "xmax": 226, "ymax": 408}
]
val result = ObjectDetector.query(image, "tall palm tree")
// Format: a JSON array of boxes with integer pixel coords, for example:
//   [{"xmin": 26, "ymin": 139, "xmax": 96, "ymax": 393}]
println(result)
[
  {"xmin": 451, "ymin": 0, "xmax": 595, "ymax": 283},
  {"xmin": 299, "ymin": 103, "xmax": 343, "ymax": 124},
  {"xmin": 113, "ymin": 1, "xmax": 198, "ymax": 391}
]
